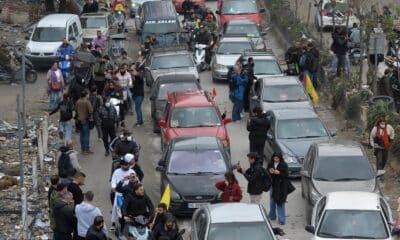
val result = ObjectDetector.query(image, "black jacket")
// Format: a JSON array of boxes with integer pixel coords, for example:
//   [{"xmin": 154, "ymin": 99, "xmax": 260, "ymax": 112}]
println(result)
[
  {"xmin": 97, "ymin": 104, "xmax": 117, "ymax": 128},
  {"xmin": 267, "ymin": 161, "xmax": 289, "ymax": 205},
  {"xmin": 331, "ymin": 32, "xmax": 348, "ymax": 55},
  {"xmin": 239, "ymin": 162, "xmax": 265, "ymax": 195},
  {"xmin": 122, "ymin": 192, "xmax": 155, "ymax": 219},
  {"xmin": 247, "ymin": 115, "xmax": 270, "ymax": 142},
  {"xmin": 196, "ymin": 31, "xmax": 211, "ymax": 45},
  {"xmin": 67, "ymin": 182, "xmax": 83, "ymax": 206},
  {"xmin": 182, "ymin": 0, "xmax": 193, "ymax": 12},
  {"xmin": 53, "ymin": 200, "xmax": 76, "ymax": 234},
  {"xmin": 285, "ymin": 46, "xmax": 302, "ymax": 64},
  {"xmin": 151, "ymin": 223, "xmax": 180, "ymax": 240},
  {"xmin": 132, "ymin": 75, "xmax": 144, "ymax": 97},
  {"xmin": 114, "ymin": 140, "xmax": 140, "ymax": 156},
  {"xmin": 82, "ymin": 1, "xmax": 99, "ymax": 13},
  {"xmin": 86, "ymin": 225, "xmax": 107, "ymax": 240},
  {"xmin": 50, "ymin": 99, "xmax": 74, "ymax": 122}
]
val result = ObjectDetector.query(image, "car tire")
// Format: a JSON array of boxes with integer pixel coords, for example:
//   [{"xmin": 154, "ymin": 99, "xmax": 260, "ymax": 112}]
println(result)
[{"xmin": 153, "ymin": 120, "xmax": 160, "ymax": 134}]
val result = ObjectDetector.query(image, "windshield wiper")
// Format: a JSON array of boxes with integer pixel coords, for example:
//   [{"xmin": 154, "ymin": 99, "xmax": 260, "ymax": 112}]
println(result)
[
  {"xmin": 339, "ymin": 235, "xmax": 375, "ymax": 239},
  {"xmin": 190, "ymin": 171, "xmax": 221, "ymax": 175},
  {"xmin": 187, "ymin": 124, "xmax": 218, "ymax": 127},
  {"xmin": 301, "ymin": 135, "xmax": 326, "ymax": 138},
  {"xmin": 318, "ymin": 232, "xmax": 341, "ymax": 238},
  {"xmin": 313, "ymin": 177, "xmax": 331, "ymax": 181},
  {"xmin": 333, "ymin": 177, "xmax": 369, "ymax": 181},
  {"xmin": 169, "ymin": 172, "xmax": 189, "ymax": 175}
]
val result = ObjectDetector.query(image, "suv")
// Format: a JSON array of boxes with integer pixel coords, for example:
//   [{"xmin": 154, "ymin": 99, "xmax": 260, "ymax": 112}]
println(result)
[
  {"xmin": 301, "ymin": 141, "xmax": 383, "ymax": 223},
  {"xmin": 159, "ymin": 90, "xmax": 232, "ymax": 150},
  {"xmin": 216, "ymin": 0, "xmax": 265, "ymax": 27},
  {"xmin": 241, "ymin": 49, "xmax": 283, "ymax": 79},
  {"xmin": 80, "ymin": 12, "xmax": 115, "ymax": 45},
  {"xmin": 144, "ymin": 45, "xmax": 198, "ymax": 87}
]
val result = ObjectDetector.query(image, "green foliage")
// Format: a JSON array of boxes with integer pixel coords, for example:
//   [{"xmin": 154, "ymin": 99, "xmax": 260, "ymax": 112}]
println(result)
[
  {"xmin": 345, "ymin": 93, "xmax": 361, "ymax": 120},
  {"xmin": 331, "ymin": 81, "xmax": 345, "ymax": 110}
]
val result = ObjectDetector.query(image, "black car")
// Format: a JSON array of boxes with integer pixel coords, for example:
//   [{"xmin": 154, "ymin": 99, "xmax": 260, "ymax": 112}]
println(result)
[
  {"xmin": 150, "ymin": 74, "xmax": 201, "ymax": 133},
  {"xmin": 156, "ymin": 136, "xmax": 231, "ymax": 216}
]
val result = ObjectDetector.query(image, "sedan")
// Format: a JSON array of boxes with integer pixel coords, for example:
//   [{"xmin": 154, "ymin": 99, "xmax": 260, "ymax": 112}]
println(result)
[
  {"xmin": 156, "ymin": 136, "xmax": 231, "ymax": 216},
  {"xmin": 80, "ymin": 12, "xmax": 114, "ymax": 44},
  {"xmin": 221, "ymin": 20, "xmax": 267, "ymax": 49},
  {"xmin": 264, "ymin": 108, "xmax": 334, "ymax": 177}
]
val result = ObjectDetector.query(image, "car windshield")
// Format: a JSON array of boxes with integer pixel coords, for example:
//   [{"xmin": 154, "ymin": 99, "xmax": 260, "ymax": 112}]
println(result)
[
  {"xmin": 263, "ymin": 85, "xmax": 308, "ymax": 102},
  {"xmin": 217, "ymin": 42, "xmax": 252, "ymax": 54},
  {"xmin": 277, "ymin": 118, "xmax": 328, "ymax": 139},
  {"xmin": 31, "ymin": 27, "xmax": 66, "ymax": 42},
  {"xmin": 143, "ymin": 21, "xmax": 178, "ymax": 34},
  {"xmin": 318, "ymin": 210, "xmax": 388, "ymax": 239},
  {"xmin": 222, "ymin": 0, "xmax": 258, "ymax": 15},
  {"xmin": 151, "ymin": 54, "xmax": 194, "ymax": 69},
  {"xmin": 157, "ymin": 82, "xmax": 199, "ymax": 100},
  {"xmin": 253, "ymin": 59, "xmax": 282, "ymax": 75},
  {"xmin": 225, "ymin": 23, "xmax": 259, "ymax": 36},
  {"xmin": 313, "ymin": 156, "xmax": 374, "ymax": 181},
  {"xmin": 323, "ymin": 2, "xmax": 347, "ymax": 14},
  {"xmin": 170, "ymin": 107, "xmax": 221, "ymax": 128},
  {"xmin": 167, "ymin": 150, "xmax": 227, "ymax": 174},
  {"xmin": 208, "ymin": 222, "xmax": 275, "ymax": 240},
  {"xmin": 81, "ymin": 17, "xmax": 107, "ymax": 28}
]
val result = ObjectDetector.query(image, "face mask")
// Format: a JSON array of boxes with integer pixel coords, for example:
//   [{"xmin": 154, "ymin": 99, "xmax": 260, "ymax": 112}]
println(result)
[
  {"xmin": 105, "ymin": 102, "xmax": 111, "ymax": 107},
  {"xmin": 380, "ymin": 123, "xmax": 386, "ymax": 129},
  {"xmin": 127, "ymin": 136, "xmax": 132, "ymax": 141}
]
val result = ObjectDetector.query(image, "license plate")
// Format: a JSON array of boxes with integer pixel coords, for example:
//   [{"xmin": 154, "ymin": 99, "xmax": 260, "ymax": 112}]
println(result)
[{"xmin": 188, "ymin": 202, "xmax": 207, "ymax": 209}]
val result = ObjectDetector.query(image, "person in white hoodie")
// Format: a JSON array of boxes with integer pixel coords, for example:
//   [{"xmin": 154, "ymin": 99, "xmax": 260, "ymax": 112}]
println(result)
[{"xmin": 75, "ymin": 191, "xmax": 108, "ymax": 240}]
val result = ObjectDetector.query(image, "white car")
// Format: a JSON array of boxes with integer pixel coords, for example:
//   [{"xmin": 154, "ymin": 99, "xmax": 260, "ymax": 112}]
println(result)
[
  {"xmin": 305, "ymin": 191, "xmax": 393, "ymax": 240},
  {"xmin": 314, "ymin": 0, "xmax": 359, "ymax": 31}
]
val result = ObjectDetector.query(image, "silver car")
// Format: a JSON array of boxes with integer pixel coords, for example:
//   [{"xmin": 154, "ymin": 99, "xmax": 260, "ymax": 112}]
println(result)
[
  {"xmin": 80, "ymin": 12, "xmax": 115, "ymax": 44},
  {"xmin": 241, "ymin": 49, "xmax": 284, "ymax": 79}
]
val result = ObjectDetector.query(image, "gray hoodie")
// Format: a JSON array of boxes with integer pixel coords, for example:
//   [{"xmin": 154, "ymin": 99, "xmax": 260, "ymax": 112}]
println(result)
[{"xmin": 75, "ymin": 201, "xmax": 108, "ymax": 237}]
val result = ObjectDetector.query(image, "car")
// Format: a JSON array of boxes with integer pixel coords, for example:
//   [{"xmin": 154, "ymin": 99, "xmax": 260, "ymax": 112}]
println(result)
[
  {"xmin": 314, "ymin": 0, "xmax": 359, "ymax": 31},
  {"xmin": 155, "ymin": 136, "xmax": 231, "ymax": 216},
  {"xmin": 301, "ymin": 141, "xmax": 384, "ymax": 223},
  {"xmin": 305, "ymin": 191, "xmax": 393, "ymax": 240},
  {"xmin": 191, "ymin": 203, "xmax": 278, "ymax": 240},
  {"xmin": 159, "ymin": 90, "xmax": 232, "ymax": 150},
  {"xmin": 172, "ymin": 0, "xmax": 205, "ymax": 13},
  {"xmin": 249, "ymin": 76, "xmax": 313, "ymax": 114},
  {"xmin": 150, "ymin": 74, "xmax": 201, "ymax": 133},
  {"xmin": 264, "ymin": 108, "xmax": 335, "ymax": 177},
  {"xmin": 128, "ymin": 0, "xmax": 152, "ymax": 18},
  {"xmin": 216, "ymin": 0, "xmax": 265, "ymax": 27},
  {"xmin": 220, "ymin": 20, "xmax": 267, "ymax": 49},
  {"xmin": 80, "ymin": 12, "xmax": 115, "ymax": 45},
  {"xmin": 211, "ymin": 37, "xmax": 254, "ymax": 82},
  {"xmin": 144, "ymin": 45, "xmax": 198, "ymax": 87},
  {"xmin": 241, "ymin": 49, "xmax": 284, "ymax": 79}
]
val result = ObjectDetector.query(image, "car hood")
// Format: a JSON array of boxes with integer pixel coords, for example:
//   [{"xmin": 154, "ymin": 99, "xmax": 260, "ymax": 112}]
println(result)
[
  {"xmin": 215, "ymin": 54, "xmax": 241, "ymax": 67},
  {"xmin": 220, "ymin": 14, "xmax": 261, "ymax": 25},
  {"xmin": 166, "ymin": 126, "xmax": 226, "ymax": 142},
  {"xmin": 254, "ymin": 73, "xmax": 285, "ymax": 78},
  {"xmin": 167, "ymin": 174, "xmax": 223, "ymax": 196},
  {"xmin": 83, "ymin": 28, "xmax": 108, "ymax": 39},
  {"xmin": 261, "ymin": 101, "xmax": 313, "ymax": 112},
  {"xmin": 312, "ymin": 179, "xmax": 376, "ymax": 196},
  {"xmin": 151, "ymin": 68, "xmax": 198, "ymax": 81},
  {"xmin": 278, "ymin": 137, "xmax": 330, "ymax": 158},
  {"xmin": 26, "ymin": 40, "xmax": 61, "ymax": 54}
]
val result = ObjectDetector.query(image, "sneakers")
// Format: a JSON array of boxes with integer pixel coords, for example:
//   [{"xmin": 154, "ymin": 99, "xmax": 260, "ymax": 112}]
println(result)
[
  {"xmin": 134, "ymin": 123, "xmax": 143, "ymax": 127},
  {"xmin": 110, "ymin": 223, "xmax": 115, "ymax": 231}
]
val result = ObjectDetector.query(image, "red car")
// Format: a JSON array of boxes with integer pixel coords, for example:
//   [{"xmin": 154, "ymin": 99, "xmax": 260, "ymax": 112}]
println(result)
[
  {"xmin": 216, "ymin": 0, "xmax": 265, "ymax": 27},
  {"xmin": 172, "ymin": 0, "xmax": 206, "ymax": 13},
  {"xmin": 159, "ymin": 90, "xmax": 232, "ymax": 150}
]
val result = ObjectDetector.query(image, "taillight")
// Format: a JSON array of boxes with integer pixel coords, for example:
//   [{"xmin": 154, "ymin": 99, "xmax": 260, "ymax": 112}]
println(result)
[{"xmin": 321, "ymin": 9, "xmax": 327, "ymax": 16}]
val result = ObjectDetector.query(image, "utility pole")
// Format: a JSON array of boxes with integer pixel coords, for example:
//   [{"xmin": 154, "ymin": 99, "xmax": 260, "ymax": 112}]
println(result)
[
  {"xmin": 22, "ymin": 51, "xmax": 26, "ymax": 136},
  {"xmin": 17, "ymin": 94, "xmax": 24, "ymax": 187}
]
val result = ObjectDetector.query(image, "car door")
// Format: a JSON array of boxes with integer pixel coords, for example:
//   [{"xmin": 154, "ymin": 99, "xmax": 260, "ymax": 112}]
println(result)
[
  {"xmin": 311, "ymin": 196, "xmax": 326, "ymax": 229},
  {"xmin": 380, "ymin": 197, "xmax": 393, "ymax": 226},
  {"xmin": 159, "ymin": 145, "xmax": 170, "ymax": 191},
  {"xmin": 302, "ymin": 145, "xmax": 313, "ymax": 199},
  {"xmin": 149, "ymin": 80, "xmax": 159, "ymax": 118},
  {"xmin": 72, "ymin": 21, "xmax": 82, "ymax": 47},
  {"xmin": 191, "ymin": 209, "xmax": 208, "ymax": 240},
  {"xmin": 160, "ymin": 102, "xmax": 171, "ymax": 147}
]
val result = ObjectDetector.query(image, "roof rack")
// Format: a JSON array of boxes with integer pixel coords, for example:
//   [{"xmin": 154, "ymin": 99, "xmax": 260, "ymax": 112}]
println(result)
[
  {"xmin": 150, "ymin": 44, "xmax": 188, "ymax": 53},
  {"xmin": 243, "ymin": 48, "xmax": 275, "ymax": 56}
]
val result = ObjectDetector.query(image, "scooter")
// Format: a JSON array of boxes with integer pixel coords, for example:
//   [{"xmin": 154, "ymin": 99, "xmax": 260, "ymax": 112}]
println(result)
[
  {"xmin": 59, "ymin": 54, "xmax": 73, "ymax": 84},
  {"xmin": 349, "ymin": 44, "xmax": 361, "ymax": 65},
  {"xmin": 124, "ymin": 215, "xmax": 149, "ymax": 240},
  {"xmin": 194, "ymin": 43, "xmax": 209, "ymax": 72},
  {"xmin": 0, "ymin": 51, "xmax": 37, "ymax": 83}
]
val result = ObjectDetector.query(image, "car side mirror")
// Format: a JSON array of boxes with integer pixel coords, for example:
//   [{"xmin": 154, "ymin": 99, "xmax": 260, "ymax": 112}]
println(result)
[
  {"xmin": 267, "ymin": 132, "xmax": 274, "ymax": 140},
  {"xmin": 260, "ymin": 32, "xmax": 267, "ymax": 36},
  {"xmin": 156, "ymin": 166, "xmax": 165, "ymax": 172},
  {"xmin": 259, "ymin": 8, "xmax": 266, "ymax": 13},
  {"xmin": 376, "ymin": 169, "xmax": 385, "ymax": 178},
  {"xmin": 159, "ymin": 119, "xmax": 167, "ymax": 128},
  {"xmin": 329, "ymin": 129, "xmax": 337, "ymax": 137},
  {"xmin": 300, "ymin": 170, "xmax": 310, "ymax": 177},
  {"xmin": 305, "ymin": 225, "xmax": 315, "ymax": 234},
  {"xmin": 215, "ymin": 10, "xmax": 220, "ymax": 14},
  {"xmin": 223, "ymin": 118, "xmax": 232, "ymax": 124}
]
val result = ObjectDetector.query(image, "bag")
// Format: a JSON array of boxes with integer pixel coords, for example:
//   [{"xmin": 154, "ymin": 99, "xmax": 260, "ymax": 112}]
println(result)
[
  {"xmin": 260, "ymin": 167, "xmax": 272, "ymax": 192},
  {"xmin": 88, "ymin": 118, "xmax": 95, "ymax": 130},
  {"xmin": 50, "ymin": 72, "xmax": 63, "ymax": 91},
  {"xmin": 58, "ymin": 151, "xmax": 75, "ymax": 178},
  {"xmin": 287, "ymin": 180, "xmax": 296, "ymax": 194},
  {"xmin": 59, "ymin": 102, "xmax": 73, "ymax": 120},
  {"xmin": 75, "ymin": 119, "xmax": 82, "ymax": 130}
]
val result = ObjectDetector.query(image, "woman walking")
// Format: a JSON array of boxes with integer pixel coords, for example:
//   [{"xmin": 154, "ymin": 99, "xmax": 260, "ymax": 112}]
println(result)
[
  {"xmin": 215, "ymin": 171, "xmax": 242, "ymax": 202},
  {"xmin": 47, "ymin": 62, "xmax": 64, "ymax": 111},
  {"xmin": 267, "ymin": 153, "xmax": 289, "ymax": 225},
  {"xmin": 369, "ymin": 116, "xmax": 395, "ymax": 171}
]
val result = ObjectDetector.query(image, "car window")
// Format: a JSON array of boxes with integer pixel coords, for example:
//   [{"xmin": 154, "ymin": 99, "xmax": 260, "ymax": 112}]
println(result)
[
  {"xmin": 81, "ymin": 17, "xmax": 107, "ymax": 29},
  {"xmin": 167, "ymin": 150, "xmax": 227, "ymax": 174},
  {"xmin": 143, "ymin": 21, "xmax": 179, "ymax": 34},
  {"xmin": 31, "ymin": 27, "xmax": 66, "ymax": 42},
  {"xmin": 263, "ymin": 84, "xmax": 308, "ymax": 102},
  {"xmin": 68, "ymin": 26, "xmax": 74, "ymax": 39},
  {"xmin": 225, "ymin": 23, "xmax": 259, "ymax": 36},
  {"xmin": 222, "ymin": 0, "xmax": 258, "ymax": 14},
  {"xmin": 151, "ymin": 54, "xmax": 194, "ymax": 69},
  {"xmin": 170, "ymin": 107, "xmax": 221, "ymax": 128},
  {"xmin": 72, "ymin": 22, "xmax": 79, "ymax": 36},
  {"xmin": 195, "ymin": 210, "xmax": 207, "ymax": 239},
  {"xmin": 217, "ymin": 42, "xmax": 252, "ymax": 54},
  {"xmin": 158, "ymin": 82, "xmax": 199, "ymax": 100},
  {"xmin": 277, "ymin": 118, "xmax": 328, "ymax": 139},
  {"xmin": 208, "ymin": 222, "xmax": 274, "ymax": 240},
  {"xmin": 304, "ymin": 146, "xmax": 314, "ymax": 171},
  {"xmin": 253, "ymin": 59, "xmax": 282, "ymax": 75}
]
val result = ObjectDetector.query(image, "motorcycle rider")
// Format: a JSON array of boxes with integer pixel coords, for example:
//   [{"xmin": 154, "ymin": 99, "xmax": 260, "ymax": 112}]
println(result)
[
  {"xmin": 284, "ymin": 40, "xmax": 302, "ymax": 75},
  {"xmin": 111, "ymin": 0, "xmax": 127, "ymax": 32},
  {"xmin": 112, "ymin": 130, "xmax": 140, "ymax": 162},
  {"xmin": 115, "ymin": 172, "xmax": 140, "ymax": 196},
  {"xmin": 122, "ymin": 183, "xmax": 155, "ymax": 223},
  {"xmin": 97, "ymin": 96, "xmax": 117, "ymax": 156},
  {"xmin": 151, "ymin": 214, "xmax": 182, "ymax": 240},
  {"xmin": 195, "ymin": 25, "xmax": 212, "ymax": 66},
  {"xmin": 57, "ymin": 38, "xmax": 74, "ymax": 61}
]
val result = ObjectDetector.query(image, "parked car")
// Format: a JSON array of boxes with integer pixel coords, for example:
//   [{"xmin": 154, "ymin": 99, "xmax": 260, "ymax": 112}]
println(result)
[
  {"xmin": 241, "ymin": 49, "xmax": 283, "ymax": 79},
  {"xmin": 80, "ymin": 12, "xmax": 114, "ymax": 45},
  {"xmin": 159, "ymin": 90, "xmax": 232, "ymax": 150},
  {"xmin": 191, "ymin": 203, "xmax": 277, "ymax": 240},
  {"xmin": 216, "ymin": 0, "xmax": 265, "ymax": 27},
  {"xmin": 128, "ymin": 0, "xmax": 152, "ymax": 18},
  {"xmin": 144, "ymin": 45, "xmax": 198, "ymax": 87},
  {"xmin": 264, "ymin": 108, "xmax": 334, "ymax": 177},
  {"xmin": 220, "ymin": 20, "xmax": 267, "ymax": 49},
  {"xmin": 314, "ymin": 0, "xmax": 359, "ymax": 31},
  {"xmin": 301, "ymin": 141, "xmax": 384, "ymax": 223},
  {"xmin": 305, "ymin": 191, "xmax": 393, "ymax": 240},
  {"xmin": 172, "ymin": 0, "xmax": 205, "ymax": 12},
  {"xmin": 249, "ymin": 76, "xmax": 313, "ymax": 114},
  {"xmin": 150, "ymin": 74, "xmax": 201, "ymax": 133},
  {"xmin": 25, "ymin": 14, "xmax": 83, "ymax": 67},
  {"xmin": 156, "ymin": 136, "xmax": 231, "ymax": 216}
]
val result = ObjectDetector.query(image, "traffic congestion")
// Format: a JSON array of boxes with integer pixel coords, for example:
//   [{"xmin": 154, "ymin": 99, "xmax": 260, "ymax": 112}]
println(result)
[{"xmin": 19, "ymin": 0, "xmax": 400, "ymax": 239}]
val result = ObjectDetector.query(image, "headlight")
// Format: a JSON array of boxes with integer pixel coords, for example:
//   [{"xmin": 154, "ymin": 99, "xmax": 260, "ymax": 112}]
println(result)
[
  {"xmin": 213, "ymin": 64, "xmax": 227, "ymax": 71},
  {"xmin": 25, "ymin": 46, "xmax": 31, "ymax": 54},
  {"xmin": 310, "ymin": 188, "xmax": 321, "ymax": 205},
  {"xmin": 131, "ymin": 2, "xmax": 136, "ymax": 7},
  {"xmin": 283, "ymin": 154, "xmax": 297, "ymax": 163},
  {"xmin": 170, "ymin": 187, "xmax": 181, "ymax": 200}
]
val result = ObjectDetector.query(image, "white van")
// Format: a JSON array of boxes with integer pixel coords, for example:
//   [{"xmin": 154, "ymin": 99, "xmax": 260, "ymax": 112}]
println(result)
[{"xmin": 25, "ymin": 14, "xmax": 83, "ymax": 67}]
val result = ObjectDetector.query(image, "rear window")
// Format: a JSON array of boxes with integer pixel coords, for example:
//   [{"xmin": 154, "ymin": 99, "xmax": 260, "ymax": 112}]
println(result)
[
  {"xmin": 32, "ymin": 27, "xmax": 66, "ymax": 42},
  {"xmin": 143, "ymin": 20, "xmax": 179, "ymax": 34},
  {"xmin": 222, "ymin": 0, "xmax": 258, "ymax": 15},
  {"xmin": 158, "ymin": 82, "xmax": 199, "ymax": 100}
]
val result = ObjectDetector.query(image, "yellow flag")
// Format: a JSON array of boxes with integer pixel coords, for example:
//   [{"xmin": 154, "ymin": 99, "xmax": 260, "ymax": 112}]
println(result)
[
  {"xmin": 160, "ymin": 184, "xmax": 171, "ymax": 209},
  {"xmin": 304, "ymin": 73, "xmax": 319, "ymax": 105}
]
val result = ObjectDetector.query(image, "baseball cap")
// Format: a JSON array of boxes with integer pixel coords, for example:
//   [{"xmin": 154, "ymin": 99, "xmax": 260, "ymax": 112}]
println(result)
[{"xmin": 124, "ymin": 153, "xmax": 135, "ymax": 163}]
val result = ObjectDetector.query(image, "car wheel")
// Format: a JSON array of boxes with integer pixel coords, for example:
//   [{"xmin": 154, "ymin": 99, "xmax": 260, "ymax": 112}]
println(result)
[{"xmin": 153, "ymin": 120, "xmax": 160, "ymax": 134}]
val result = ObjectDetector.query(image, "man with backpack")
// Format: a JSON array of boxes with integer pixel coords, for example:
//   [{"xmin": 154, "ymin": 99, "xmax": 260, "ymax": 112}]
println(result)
[
  {"xmin": 97, "ymin": 96, "xmax": 118, "ymax": 156},
  {"xmin": 50, "ymin": 93, "xmax": 74, "ymax": 144},
  {"xmin": 229, "ymin": 64, "xmax": 248, "ymax": 122},
  {"xmin": 58, "ymin": 140, "xmax": 81, "ymax": 180},
  {"xmin": 303, "ymin": 42, "xmax": 320, "ymax": 88},
  {"xmin": 236, "ymin": 152, "xmax": 271, "ymax": 204}
]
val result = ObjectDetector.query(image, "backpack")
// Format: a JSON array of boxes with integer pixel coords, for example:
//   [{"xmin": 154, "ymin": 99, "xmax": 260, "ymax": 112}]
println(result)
[
  {"xmin": 59, "ymin": 102, "xmax": 73, "ymax": 121},
  {"xmin": 259, "ymin": 166, "xmax": 272, "ymax": 192},
  {"xmin": 58, "ymin": 151, "xmax": 75, "ymax": 178}
]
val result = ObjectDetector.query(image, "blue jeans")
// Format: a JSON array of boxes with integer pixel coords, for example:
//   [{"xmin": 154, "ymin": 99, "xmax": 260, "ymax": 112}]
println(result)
[
  {"xmin": 330, "ymin": 54, "xmax": 351, "ymax": 74},
  {"xmin": 134, "ymin": 95, "xmax": 144, "ymax": 124},
  {"xmin": 79, "ymin": 122, "xmax": 90, "ymax": 151},
  {"xmin": 232, "ymin": 99, "xmax": 243, "ymax": 121},
  {"xmin": 269, "ymin": 191, "xmax": 286, "ymax": 224},
  {"xmin": 49, "ymin": 91, "xmax": 62, "ymax": 111},
  {"xmin": 60, "ymin": 120, "xmax": 73, "ymax": 144}
]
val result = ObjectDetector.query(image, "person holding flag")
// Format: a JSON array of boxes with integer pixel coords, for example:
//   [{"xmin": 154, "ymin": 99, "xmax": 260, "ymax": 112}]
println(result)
[{"xmin": 303, "ymin": 72, "xmax": 319, "ymax": 105}]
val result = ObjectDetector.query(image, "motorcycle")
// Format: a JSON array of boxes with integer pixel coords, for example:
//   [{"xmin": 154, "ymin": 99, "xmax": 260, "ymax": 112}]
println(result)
[
  {"xmin": 109, "ymin": 96, "xmax": 122, "ymax": 126},
  {"xmin": 114, "ymin": 11, "xmax": 125, "ymax": 33},
  {"xmin": 0, "ymin": 50, "xmax": 37, "ymax": 84},
  {"xmin": 194, "ymin": 43, "xmax": 208, "ymax": 72},
  {"xmin": 59, "ymin": 54, "xmax": 73, "ymax": 84},
  {"xmin": 123, "ymin": 215, "xmax": 149, "ymax": 240},
  {"xmin": 349, "ymin": 43, "xmax": 361, "ymax": 65}
]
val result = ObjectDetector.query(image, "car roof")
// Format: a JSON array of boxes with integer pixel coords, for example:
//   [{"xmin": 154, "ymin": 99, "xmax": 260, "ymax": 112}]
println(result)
[
  {"xmin": 220, "ymin": 37, "xmax": 252, "ymax": 43},
  {"xmin": 324, "ymin": 192, "xmax": 381, "ymax": 210},
  {"xmin": 156, "ymin": 74, "xmax": 198, "ymax": 83},
  {"xmin": 261, "ymin": 76, "xmax": 301, "ymax": 86},
  {"xmin": 207, "ymin": 203, "xmax": 266, "ymax": 223},
  {"xmin": 37, "ymin": 14, "xmax": 77, "ymax": 27},
  {"xmin": 316, "ymin": 141, "xmax": 365, "ymax": 157},
  {"xmin": 172, "ymin": 136, "xmax": 221, "ymax": 151},
  {"xmin": 168, "ymin": 90, "xmax": 214, "ymax": 108},
  {"xmin": 269, "ymin": 108, "xmax": 318, "ymax": 120},
  {"xmin": 142, "ymin": 0, "xmax": 177, "ymax": 21},
  {"xmin": 80, "ymin": 12, "xmax": 109, "ymax": 18},
  {"xmin": 225, "ymin": 20, "xmax": 258, "ymax": 26}
]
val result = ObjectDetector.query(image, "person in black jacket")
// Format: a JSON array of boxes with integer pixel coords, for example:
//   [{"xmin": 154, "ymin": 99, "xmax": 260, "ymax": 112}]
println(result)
[
  {"xmin": 113, "ymin": 131, "xmax": 140, "ymax": 161},
  {"xmin": 151, "ymin": 214, "xmax": 181, "ymax": 240},
  {"xmin": 50, "ymin": 93, "xmax": 74, "ymax": 144},
  {"xmin": 122, "ymin": 183, "xmax": 155, "ymax": 220},
  {"xmin": 243, "ymin": 57, "xmax": 255, "ymax": 112},
  {"xmin": 150, "ymin": 203, "xmax": 168, "ymax": 230},
  {"xmin": 82, "ymin": 0, "xmax": 99, "ymax": 14},
  {"xmin": 132, "ymin": 68, "xmax": 144, "ymax": 126},
  {"xmin": 67, "ymin": 172, "xmax": 86, "ymax": 206},
  {"xmin": 53, "ymin": 191, "xmax": 76, "ymax": 240},
  {"xmin": 97, "ymin": 96, "xmax": 117, "ymax": 156},
  {"xmin": 331, "ymin": 27, "xmax": 348, "ymax": 76},
  {"xmin": 267, "ymin": 152, "xmax": 289, "ymax": 225},
  {"xmin": 115, "ymin": 172, "xmax": 140, "ymax": 196},
  {"xmin": 303, "ymin": 42, "xmax": 320, "ymax": 88},
  {"xmin": 237, "ymin": 152, "xmax": 265, "ymax": 204},
  {"xmin": 247, "ymin": 107, "xmax": 270, "ymax": 161},
  {"xmin": 86, "ymin": 216, "xmax": 108, "ymax": 240}
]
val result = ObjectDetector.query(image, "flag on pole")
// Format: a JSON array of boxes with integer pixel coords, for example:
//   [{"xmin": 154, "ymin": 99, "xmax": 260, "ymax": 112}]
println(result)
[
  {"xmin": 160, "ymin": 184, "xmax": 171, "ymax": 209},
  {"xmin": 303, "ymin": 73, "xmax": 319, "ymax": 105}
]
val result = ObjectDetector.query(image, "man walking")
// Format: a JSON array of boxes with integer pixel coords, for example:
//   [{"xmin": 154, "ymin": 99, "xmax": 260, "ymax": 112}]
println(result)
[
  {"xmin": 85, "ymin": 216, "xmax": 108, "ymax": 240},
  {"xmin": 68, "ymin": 172, "xmax": 86, "ymax": 207},
  {"xmin": 50, "ymin": 93, "xmax": 74, "ymax": 144},
  {"xmin": 97, "ymin": 96, "xmax": 117, "ymax": 156},
  {"xmin": 247, "ymin": 107, "xmax": 270, "ymax": 161},
  {"xmin": 53, "ymin": 191, "xmax": 76, "ymax": 240},
  {"xmin": 75, "ymin": 91, "xmax": 94, "ymax": 154},
  {"xmin": 132, "ymin": 68, "xmax": 144, "ymax": 126},
  {"xmin": 229, "ymin": 64, "xmax": 248, "ymax": 122}
]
